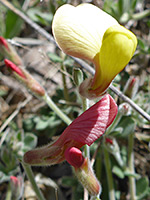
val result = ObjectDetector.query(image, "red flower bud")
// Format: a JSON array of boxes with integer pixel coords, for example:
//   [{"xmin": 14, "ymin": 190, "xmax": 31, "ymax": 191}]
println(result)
[
  {"xmin": 0, "ymin": 36, "xmax": 9, "ymax": 49},
  {"xmin": 4, "ymin": 59, "xmax": 26, "ymax": 79},
  {"xmin": 10, "ymin": 175, "xmax": 24, "ymax": 200},
  {"xmin": 0, "ymin": 36, "xmax": 22, "ymax": 65},
  {"xmin": 4, "ymin": 59, "xmax": 45, "ymax": 97},
  {"xmin": 123, "ymin": 76, "xmax": 139, "ymax": 99}
]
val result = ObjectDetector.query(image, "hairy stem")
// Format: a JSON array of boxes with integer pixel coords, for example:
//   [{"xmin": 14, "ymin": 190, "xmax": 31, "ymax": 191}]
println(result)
[
  {"xmin": 82, "ymin": 97, "xmax": 90, "ymax": 200},
  {"xmin": 61, "ymin": 64, "xmax": 70, "ymax": 102},
  {"xmin": 128, "ymin": 133, "xmax": 137, "ymax": 200},
  {"xmin": 104, "ymin": 147, "xmax": 116, "ymax": 200},
  {"xmin": 43, "ymin": 93, "xmax": 72, "ymax": 125},
  {"xmin": 22, "ymin": 163, "xmax": 46, "ymax": 200}
]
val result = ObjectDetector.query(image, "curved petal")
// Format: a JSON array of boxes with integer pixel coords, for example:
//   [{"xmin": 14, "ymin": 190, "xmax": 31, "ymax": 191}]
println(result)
[
  {"xmin": 52, "ymin": 3, "xmax": 118, "ymax": 62},
  {"xmin": 23, "ymin": 94, "xmax": 118, "ymax": 166},
  {"xmin": 58, "ymin": 94, "xmax": 117, "ymax": 146},
  {"xmin": 90, "ymin": 24, "xmax": 137, "ymax": 95}
]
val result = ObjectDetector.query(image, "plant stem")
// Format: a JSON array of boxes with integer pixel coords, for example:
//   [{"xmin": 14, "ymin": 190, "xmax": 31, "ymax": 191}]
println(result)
[
  {"xmin": 103, "ymin": 146, "xmax": 116, "ymax": 200},
  {"xmin": 43, "ymin": 93, "xmax": 72, "ymax": 125},
  {"xmin": 5, "ymin": 183, "xmax": 12, "ymax": 200},
  {"xmin": 82, "ymin": 98, "xmax": 90, "ymax": 159},
  {"xmin": 61, "ymin": 64, "xmax": 70, "ymax": 102},
  {"xmin": 81, "ymin": 97, "xmax": 90, "ymax": 200},
  {"xmin": 22, "ymin": 162, "xmax": 46, "ymax": 200},
  {"xmin": 128, "ymin": 133, "xmax": 137, "ymax": 200}
]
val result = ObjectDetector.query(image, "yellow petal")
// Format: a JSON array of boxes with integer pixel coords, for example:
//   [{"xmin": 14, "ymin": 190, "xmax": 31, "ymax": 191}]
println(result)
[
  {"xmin": 91, "ymin": 24, "xmax": 137, "ymax": 94},
  {"xmin": 52, "ymin": 3, "xmax": 118, "ymax": 62}
]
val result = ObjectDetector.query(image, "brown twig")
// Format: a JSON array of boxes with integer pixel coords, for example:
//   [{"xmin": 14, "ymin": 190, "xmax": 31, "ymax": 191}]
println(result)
[{"xmin": 0, "ymin": 0, "xmax": 150, "ymax": 122}]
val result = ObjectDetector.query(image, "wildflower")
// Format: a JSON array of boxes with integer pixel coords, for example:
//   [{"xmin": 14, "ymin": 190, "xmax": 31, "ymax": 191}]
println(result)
[
  {"xmin": 23, "ymin": 94, "xmax": 117, "ymax": 165},
  {"xmin": 10, "ymin": 175, "xmax": 24, "ymax": 200},
  {"xmin": 52, "ymin": 3, "xmax": 137, "ymax": 99},
  {"xmin": 0, "ymin": 36, "xmax": 22, "ymax": 65},
  {"xmin": 24, "ymin": 94, "xmax": 117, "ymax": 196},
  {"xmin": 4, "ymin": 59, "xmax": 45, "ymax": 97}
]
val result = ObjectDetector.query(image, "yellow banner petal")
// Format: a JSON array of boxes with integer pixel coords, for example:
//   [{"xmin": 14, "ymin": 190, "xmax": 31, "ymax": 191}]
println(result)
[{"xmin": 52, "ymin": 3, "xmax": 118, "ymax": 62}]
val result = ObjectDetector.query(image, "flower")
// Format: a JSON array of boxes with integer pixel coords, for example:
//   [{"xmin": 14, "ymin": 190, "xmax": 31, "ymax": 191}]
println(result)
[
  {"xmin": 23, "ymin": 94, "xmax": 118, "ymax": 166},
  {"xmin": 4, "ymin": 59, "xmax": 45, "ymax": 97},
  {"xmin": 65, "ymin": 147, "xmax": 101, "ymax": 196},
  {"xmin": 24, "ymin": 94, "xmax": 117, "ymax": 196},
  {"xmin": 10, "ymin": 175, "xmax": 24, "ymax": 200},
  {"xmin": 52, "ymin": 3, "xmax": 137, "ymax": 99},
  {"xmin": 0, "ymin": 36, "xmax": 22, "ymax": 65}
]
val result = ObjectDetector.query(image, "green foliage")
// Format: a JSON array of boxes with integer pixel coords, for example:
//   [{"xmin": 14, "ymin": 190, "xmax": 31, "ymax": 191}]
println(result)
[
  {"xmin": 0, "ymin": 129, "xmax": 37, "ymax": 183},
  {"xmin": 136, "ymin": 177, "xmax": 150, "ymax": 199},
  {"xmin": 27, "ymin": 8, "xmax": 53, "ymax": 26},
  {"xmin": 4, "ymin": 10, "xmax": 23, "ymax": 38},
  {"xmin": 62, "ymin": 176, "xmax": 83, "ymax": 200},
  {"xmin": 104, "ymin": 0, "xmax": 139, "ymax": 23},
  {"xmin": 137, "ymin": 38, "xmax": 150, "ymax": 54},
  {"xmin": 47, "ymin": 52, "xmax": 63, "ymax": 63},
  {"xmin": 112, "ymin": 116, "xmax": 135, "ymax": 137},
  {"xmin": 0, "ymin": 0, "xmax": 24, "ymax": 38}
]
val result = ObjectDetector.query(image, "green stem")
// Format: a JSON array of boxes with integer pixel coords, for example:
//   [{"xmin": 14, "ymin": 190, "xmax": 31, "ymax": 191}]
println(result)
[
  {"xmin": 43, "ymin": 93, "xmax": 72, "ymax": 125},
  {"xmin": 103, "ymin": 146, "xmax": 116, "ymax": 200},
  {"xmin": 82, "ymin": 97, "xmax": 90, "ymax": 200},
  {"xmin": 22, "ymin": 162, "xmax": 46, "ymax": 200},
  {"xmin": 5, "ymin": 183, "xmax": 12, "ymax": 200},
  {"xmin": 61, "ymin": 64, "xmax": 70, "ymax": 102},
  {"xmin": 82, "ymin": 97, "xmax": 90, "ymax": 158},
  {"xmin": 128, "ymin": 133, "xmax": 137, "ymax": 200}
]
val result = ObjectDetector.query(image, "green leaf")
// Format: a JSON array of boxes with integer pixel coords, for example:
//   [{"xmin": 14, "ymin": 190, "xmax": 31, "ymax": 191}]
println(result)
[
  {"xmin": 4, "ymin": 10, "xmax": 23, "ymax": 38},
  {"xmin": 27, "ymin": 8, "xmax": 53, "ymax": 26},
  {"xmin": 47, "ymin": 52, "xmax": 63, "ymax": 63},
  {"xmin": 136, "ymin": 177, "xmax": 150, "ymax": 200},
  {"xmin": 112, "ymin": 165, "xmax": 125, "ymax": 179},
  {"xmin": 0, "ymin": 171, "xmax": 10, "ymax": 183},
  {"xmin": 115, "ymin": 116, "xmax": 135, "ymax": 137},
  {"xmin": 35, "ymin": 117, "xmax": 50, "ymax": 130},
  {"xmin": 23, "ymin": 133, "xmax": 37, "ymax": 151},
  {"xmin": 23, "ymin": 117, "xmax": 35, "ymax": 131},
  {"xmin": 0, "ymin": 4, "xmax": 7, "ymax": 36}
]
